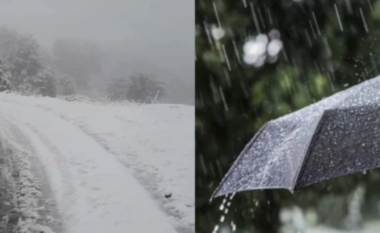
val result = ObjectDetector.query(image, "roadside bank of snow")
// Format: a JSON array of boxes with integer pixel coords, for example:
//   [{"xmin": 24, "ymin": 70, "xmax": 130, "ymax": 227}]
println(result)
[{"xmin": 0, "ymin": 118, "xmax": 56, "ymax": 233}]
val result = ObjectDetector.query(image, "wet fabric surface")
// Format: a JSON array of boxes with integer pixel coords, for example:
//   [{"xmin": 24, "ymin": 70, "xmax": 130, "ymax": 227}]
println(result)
[{"xmin": 213, "ymin": 76, "xmax": 380, "ymax": 197}]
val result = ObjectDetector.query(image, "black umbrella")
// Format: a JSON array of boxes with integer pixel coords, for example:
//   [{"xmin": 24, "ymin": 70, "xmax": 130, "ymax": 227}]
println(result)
[{"xmin": 212, "ymin": 76, "xmax": 380, "ymax": 198}]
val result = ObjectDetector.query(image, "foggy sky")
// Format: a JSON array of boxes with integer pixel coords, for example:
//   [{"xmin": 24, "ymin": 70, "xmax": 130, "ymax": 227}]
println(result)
[{"xmin": 0, "ymin": 0, "xmax": 194, "ymax": 88}]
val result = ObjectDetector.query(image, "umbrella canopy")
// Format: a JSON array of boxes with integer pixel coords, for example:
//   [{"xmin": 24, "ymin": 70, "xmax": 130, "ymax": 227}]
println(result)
[{"xmin": 212, "ymin": 76, "xmax": 380, "ymax": 198}]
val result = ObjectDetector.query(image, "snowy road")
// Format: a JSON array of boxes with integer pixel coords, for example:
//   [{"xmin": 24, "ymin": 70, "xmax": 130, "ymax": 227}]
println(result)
[{"xmin": 0, "ymin": 94, "xmax": 194, "ymax": 233}]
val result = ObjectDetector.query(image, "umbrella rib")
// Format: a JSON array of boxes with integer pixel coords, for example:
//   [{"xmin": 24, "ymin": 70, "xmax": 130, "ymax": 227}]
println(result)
[
  {"xmin": 257, "ymin": 129, "xmax": 295, "ymax": 187},
  {"xmin": 258, "ymin": 150, "xmax": 278, "ymax": 187},
  {"xmin": 210, "ymin": 122, "xmax": 270, "ymax": 199},
  {"xmin": 292, "ymin": 111, "xmax": 328, "ymax": 189},
  {"xmin": 291, "ymin": 79, "xmax": 374, "ymax": 189}
]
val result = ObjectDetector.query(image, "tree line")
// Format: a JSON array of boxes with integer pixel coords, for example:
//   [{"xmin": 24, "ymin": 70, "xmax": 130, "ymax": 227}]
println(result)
[{"xmin": 0, "ymin": 26, "xmax": 165, "ymax": 103}]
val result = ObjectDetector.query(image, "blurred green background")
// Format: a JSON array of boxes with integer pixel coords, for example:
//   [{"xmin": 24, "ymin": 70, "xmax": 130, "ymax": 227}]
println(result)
[{"xmin": 196, "ymin": 0, "xmax": 380, "ymax": 232}]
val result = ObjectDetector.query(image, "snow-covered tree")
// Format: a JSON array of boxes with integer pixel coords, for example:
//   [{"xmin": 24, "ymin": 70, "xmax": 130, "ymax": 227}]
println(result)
[
  {"xmin": 0, "ymin": 60, "xmax": 13, "ymax": 92},
  {"xmin": 0, "ymin": 26, "xmax": 58, "ymax": 96},
  {"xmin": 126, "ymin": 73, "xmax": 165, "ymax": 103},
  {"xmin": 32, "ymin": 69, "xmax": 57, "ymax": 97},
  {"xmin": 107, "ymin": 77, "xmax": 128, "ymax": 100},
  {"xmin": 59, "ymin": 76, "xmax": 76, "ymax": 96}
]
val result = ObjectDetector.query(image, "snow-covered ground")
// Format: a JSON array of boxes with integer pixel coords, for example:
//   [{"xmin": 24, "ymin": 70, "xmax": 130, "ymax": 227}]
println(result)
[{"xmin": 0, "ymin": 93, "xmax": 194, "ymax": 233}]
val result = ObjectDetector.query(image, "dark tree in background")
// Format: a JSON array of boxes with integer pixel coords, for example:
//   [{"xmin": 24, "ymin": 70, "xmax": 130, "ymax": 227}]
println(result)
[
  {"xmin": 107, "ymin": 73, "xmax": 165, "ymax": 103},
  {"xmin": 58, "ymin": 76, "xmax": 76, "ymax": 96},
  {"xmin": 0, "ymin": 61, "xmax": 13, "ymax": 92},
  {"xmin": 107, "ymin": 77, "xmax": 129, "ymax": 101},
  {"xmin": 196, "ymin": 0, "xmax": 380, "ymax": 232},
  {"xmin": 126, "ymin": 73, "xmax": 165, "ymax": 103},
  {"xmin": 32, "ymin": 69, "xmax": 57, "ymax": 97}
]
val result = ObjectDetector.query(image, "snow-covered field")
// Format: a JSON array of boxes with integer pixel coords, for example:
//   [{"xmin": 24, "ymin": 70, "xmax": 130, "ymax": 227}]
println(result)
[{"xmin": 0, "ymin": 93, "xmax": 194, "ymax": 233}]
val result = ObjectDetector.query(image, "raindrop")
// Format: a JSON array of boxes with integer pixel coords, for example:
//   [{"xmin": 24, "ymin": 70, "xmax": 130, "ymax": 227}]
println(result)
[
  {"xmin": 257, "ymin": 8, "xmax": 266, "ymax": 29},
  {"xmin": 222, "ymin": 45, "xmax": 231, "ymax": 71},
  {"xmin": 359, "ymin": 8, "xmax": 369, "ymax": 33},
  {"xmin": 334, "ymin": 4, "xmax": 343, "ymax": 31},
  {"xmin": 309, "ymin": 20, "xmax": 317, "ymax": 39},
  {"xmin": 219, "ymin": 87, "xmax": 228, "ymax": 111},
  {"xmin": 254, "ymin": 200, "xmax": 259, "ymax": 206},
  {"xmin": 304, "ymin": 29, "xmax": 312, "ymax": 47},
  {"xmin": 242, "ymin": 0, "xmax": 247, "ymax": 8},
  {"xmin": 199, "ymin": 92, "xmax": 206, "ymax": 107},
  {"xmin": 327, "ymin": 73, "xmax": 335, "ymax": 91},
  {"xmin": 368, "ymin": 0, "xmax": 373, "ymax": 10},
  {"xmin": 213, "ymin": 2, "xmax": 222, "ymax": 28},
  {"xmin": 345, "ymin": 0, "xmax": 353, "ymax": 14},
  {"xmin": 204, "ymin": 21, "xmax": 213, "ymax": 45},
  {"xmin": 212, "ymin": 224, "xmax": 219, "ymax": 233},
  {"xmin": 232, "ymin": 40, "xmax": 242, "ymax": 64},
  {"xmin": 370, "ymin": 53, "xmax": 378, "ymax": 74},
  {"xmin": 220, "ymin": 215, "xmax": 225, "ymax": 222},
  {"xmin": 312, "ymin": 12, "xmax": 321, "ymax": 36},
  {"xmin": 249, "ymin": 3, "xmax": 261, "ymax": 33},
  {"xmin": 219, "ymin": 198, "xmax": 226, "ymax": 210},
  {"xmin": 266, "ymin": 7, "xmax": 273, "ymax": 25},
  {"xmin": 231, "ymin": 221, "xmax": 236, "ymax": 232},
  {"xmin": 282, "ymin": 45, "xmax": 289, "ymax": 62}
]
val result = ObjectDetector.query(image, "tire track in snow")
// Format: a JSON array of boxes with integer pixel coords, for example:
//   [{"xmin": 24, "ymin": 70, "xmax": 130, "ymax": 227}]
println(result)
[
  {"xmin": 36, "ymin": 104, "xmax": 193, "ymax": 233},
  {"xmin": 0, "ymin": 112, "xmax": 63, "ymax": 233},
  {"xmin": 0, "ymin": 100, "xmax": 179, "ymax": 233}
]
